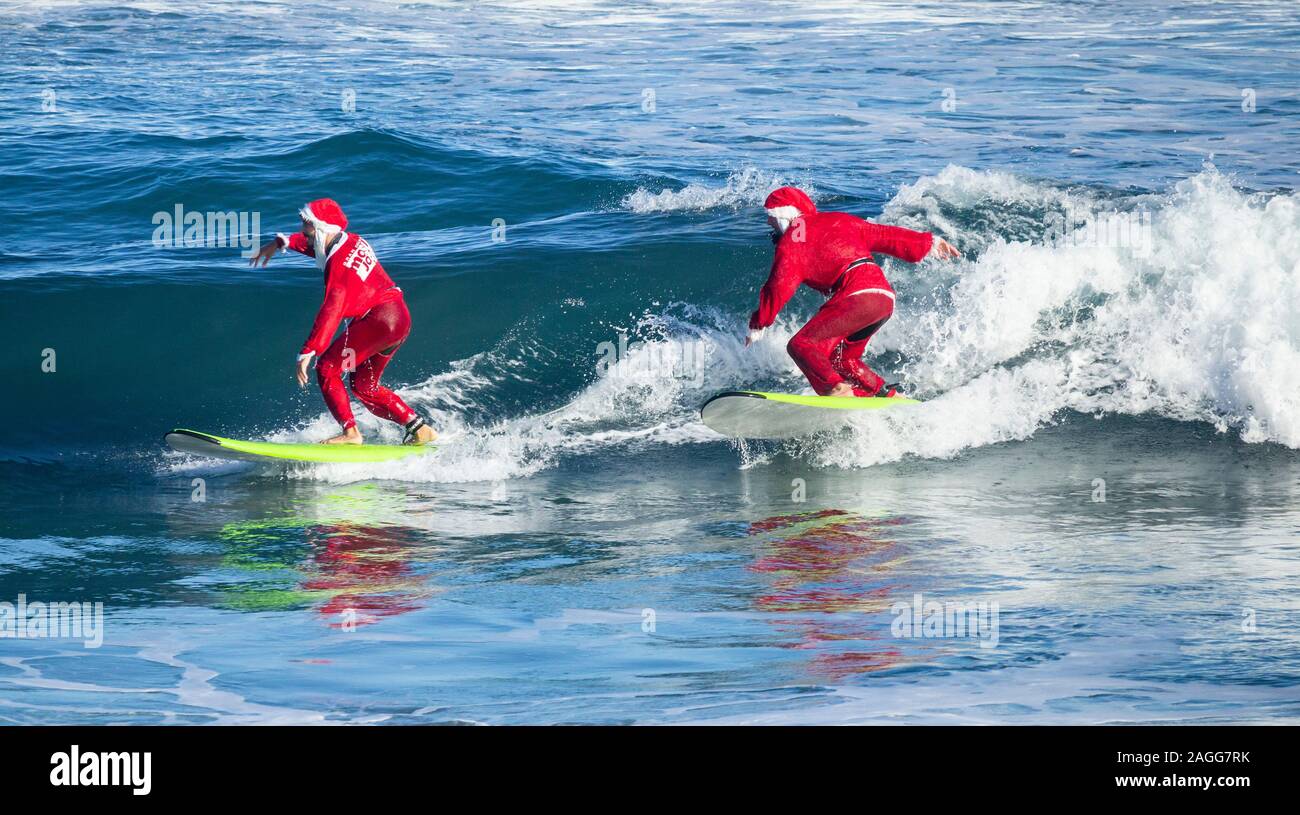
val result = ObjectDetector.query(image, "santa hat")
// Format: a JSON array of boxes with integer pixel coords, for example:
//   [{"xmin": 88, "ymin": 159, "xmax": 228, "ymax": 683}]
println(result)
[
  {"xmin": 300, "ymin": 198, "xmax": 348, "ymax": 233},
  {"xmin": 298, "ymin": 198, "xmax": 348, "ymax": 270},
  {"xmin": 764, "ymin": 186, "xmax": 816, "ymax": 233}
]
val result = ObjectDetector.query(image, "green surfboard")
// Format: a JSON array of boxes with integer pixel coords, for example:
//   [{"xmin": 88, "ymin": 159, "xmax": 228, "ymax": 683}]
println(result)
[
  {"xmin": 164, "ymin": 428, "xmax": 436, "ymax": 464},
  {"xmin": 700, "ymin": 390, "xmax": 920, "ymax": 439}
]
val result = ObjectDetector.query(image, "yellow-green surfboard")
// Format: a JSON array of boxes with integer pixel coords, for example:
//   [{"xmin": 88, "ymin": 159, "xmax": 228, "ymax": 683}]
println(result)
[{"xmin": 164, "ymin": 429, "xmax": 436, "ymax": 464}]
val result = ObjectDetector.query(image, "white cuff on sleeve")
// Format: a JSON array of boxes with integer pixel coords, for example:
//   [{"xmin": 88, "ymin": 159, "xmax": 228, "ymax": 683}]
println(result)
[
  {"xmin": 276, "ymin": 233, "xmax": 291, "ymax": 252},
  {"xmin": 298, "ymin": 352, "xmax": 315, "ymax": 363}
]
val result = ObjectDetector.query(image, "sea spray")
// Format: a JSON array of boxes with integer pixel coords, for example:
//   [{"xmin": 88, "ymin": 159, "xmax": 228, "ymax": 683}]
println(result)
[{"xmin": 160, "ymin": 166, "xmax": 1300, "ymax": 481}]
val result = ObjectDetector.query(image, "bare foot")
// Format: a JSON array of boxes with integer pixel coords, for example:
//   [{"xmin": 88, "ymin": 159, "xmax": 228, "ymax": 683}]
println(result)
[
  {"xmin": 828, "ymin": 383, "xmax": 855, "ymax": 398},
  {"xmin": 409, "ymin": 424, "xmax": 437, "ymax": 445},
  {"xmin": 321, "ymin": 427, "xmax": 363, "ymax": 445}
]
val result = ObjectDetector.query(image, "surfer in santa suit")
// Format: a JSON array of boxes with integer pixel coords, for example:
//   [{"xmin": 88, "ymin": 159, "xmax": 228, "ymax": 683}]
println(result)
[
  {"xmin": 748, "ymin": 186, "xmax": 961, "ymax": 397},
  {"xmin": 249, "ymin": 199, "xmax": 436, "ymax": 445}
]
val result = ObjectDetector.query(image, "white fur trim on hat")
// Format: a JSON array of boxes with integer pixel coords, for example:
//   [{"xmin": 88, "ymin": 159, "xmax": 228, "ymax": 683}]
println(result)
[
  {"xmin": 300, "ymin": 203, "xmax": 343, "ymax": 234},
  {"xmin": 765, "ymin": 205, "xmax": 805, "ymax": 222}
]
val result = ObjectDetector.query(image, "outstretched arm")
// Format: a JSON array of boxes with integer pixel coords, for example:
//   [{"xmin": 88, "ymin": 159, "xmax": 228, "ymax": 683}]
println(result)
[
  {"xmin": 279, "ymin": 232, "xmax": 314, "ymax": 256},
  {"xmin": 300, "ymin": 280, "xmax": 346, "ymax": 363},
  {"xmin": 249, "ymin": 231, "xmax": 315, "ymax": 267},
  {"xmin": 295, "ymin": 281, "xmax": 345, "ymax": 386},
  {"xmin": 749, "ymin": 246, "xmax": 803, "ymax": 331},
  {"xmin": 862, "ymin": 221, "xmax": 961, "ymax": 262},
  {"xmin": 861, "ymin": 222, "xmax": 934, "ymax": 263}
]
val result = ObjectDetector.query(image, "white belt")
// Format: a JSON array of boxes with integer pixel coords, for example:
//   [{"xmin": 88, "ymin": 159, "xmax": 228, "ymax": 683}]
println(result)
[{"xmin": 845, "ymin": 287, "xmax": 895, "ymax": 300}]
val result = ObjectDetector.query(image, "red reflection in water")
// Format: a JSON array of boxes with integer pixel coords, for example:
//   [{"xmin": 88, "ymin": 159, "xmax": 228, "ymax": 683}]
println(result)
[
  {"xmin": 302, "ymin": 525, "xmax": 434, "ymax": 628},
  {"xmin": 745, "ymin": 509, "xmax": 923, "ymax": 679}
]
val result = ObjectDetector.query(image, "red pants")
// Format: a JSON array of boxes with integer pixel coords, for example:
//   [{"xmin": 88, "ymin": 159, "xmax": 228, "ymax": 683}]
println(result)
[
  {"xmin": 316, "ymin": 299, "xmax": 418, "ymax": 430},
  {"xmin": 787, "ymin": 290, "xmax": 894, "ymax": 396}
]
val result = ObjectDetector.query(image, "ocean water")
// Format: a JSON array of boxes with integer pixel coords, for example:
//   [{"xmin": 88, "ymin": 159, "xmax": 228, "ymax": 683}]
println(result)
[{"xmin": 1, "ymin": 0, "xmax": 1299, "ymax": 724}]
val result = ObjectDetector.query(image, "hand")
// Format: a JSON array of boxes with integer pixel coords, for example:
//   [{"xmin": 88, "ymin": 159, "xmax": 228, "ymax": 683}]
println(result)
[
  {"xmin": 296, "ymin": 356, "xmax": 312, "ymax": 388},
  {"xmin": 931, "ymin": 237, "xmax": 961, "ymax": 260},
  {"xmin": 745, "ymin": 313, "xmax": 764, "ymax": 347},
  {"xmin": 249, "ymin": 239, "xmax": 280, "ymax": 268}
]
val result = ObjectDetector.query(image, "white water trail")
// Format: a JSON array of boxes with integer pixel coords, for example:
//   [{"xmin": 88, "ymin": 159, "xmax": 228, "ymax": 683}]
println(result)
[{"xmin": 161, "ymin": 165, "xmax": 1300, "ymax": 479}]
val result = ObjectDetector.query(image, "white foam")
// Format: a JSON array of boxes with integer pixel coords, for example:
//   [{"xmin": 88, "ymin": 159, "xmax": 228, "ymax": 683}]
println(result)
[
  {"xmin": 161, "ymin": 165, "xmax": 1300, "ymax": 481},
  {"xmin": 852, "ymin": 164, "xmax": 1300, "ymax": 461},
  {"xmin": 224, "ymin": 304, "xmax": 804, "ymax": 484},
  {"xmin": 621, "ymin": 167, "xmax": 810, "ymax": 214}
]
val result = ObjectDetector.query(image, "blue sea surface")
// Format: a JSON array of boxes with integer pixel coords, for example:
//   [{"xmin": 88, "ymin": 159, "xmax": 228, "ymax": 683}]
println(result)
[{"xmin": 1, "ymin": 0, "xmax": 1298, "ymax": 724}]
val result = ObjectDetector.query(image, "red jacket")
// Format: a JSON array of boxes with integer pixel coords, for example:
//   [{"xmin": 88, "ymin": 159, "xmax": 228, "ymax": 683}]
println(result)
[
  {"xmin": 749, "ymin": 211, "xmax": 933, "ymax": 329},
  {"xmin": 281, "ymin": 232, "xmax": 404, "ymax": 357}
]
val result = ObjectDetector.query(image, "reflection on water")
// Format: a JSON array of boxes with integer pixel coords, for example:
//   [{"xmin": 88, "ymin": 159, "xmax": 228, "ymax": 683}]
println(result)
[
  {"xmin": 2, "ymin": 419, "xmax": 1300, "ymax": 724},
  {"xmin": 749, "ymin": 509, "xmax": 907, "ymax": 610},
  {"xmin": 219, "ymin": 519, "xmax": 436, "ymax": 628},
  {"xmin": 748, "ymin": 509, "xmax": 918, "ymax": 678}
]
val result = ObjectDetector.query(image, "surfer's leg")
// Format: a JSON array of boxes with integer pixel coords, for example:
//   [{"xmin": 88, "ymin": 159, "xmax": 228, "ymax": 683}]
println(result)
[
  {"xmin": 342, "ymin": 300, "xmax": 436, "ymax": 443},
  {"xmin": 350, "ymin": 348, "xmax": 415, "ymax": 424},
  {"xmin": 351, "ymin": 351, "xmax": 435, "ymax": 443},
  {"xmin": 833, "ymin": 301, "xmax": 893, "ymax": 396},
  {"xmin": 315, "ymin": 300, "xmax": 410, "ymax": 443},
  {"xmin": 316, "ymin": 340, "xmax": 361, "ymax": 436},
  {"xmin": 787, "ymin": 300, "xmax": 859, "ymax": 395},
  {"xmin": 789, "ymin": 291, "xmax": 894, "ymax": 396}
]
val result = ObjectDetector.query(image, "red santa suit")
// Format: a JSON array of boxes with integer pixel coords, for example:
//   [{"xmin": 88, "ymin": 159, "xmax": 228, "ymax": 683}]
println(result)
[
  {"xmin": 750, "ymin": 187, "xmax": 934, "ymax": 396},
  {"xmin": 278, "ymin": 199, "xmax": 420, "ymax": 432}
]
